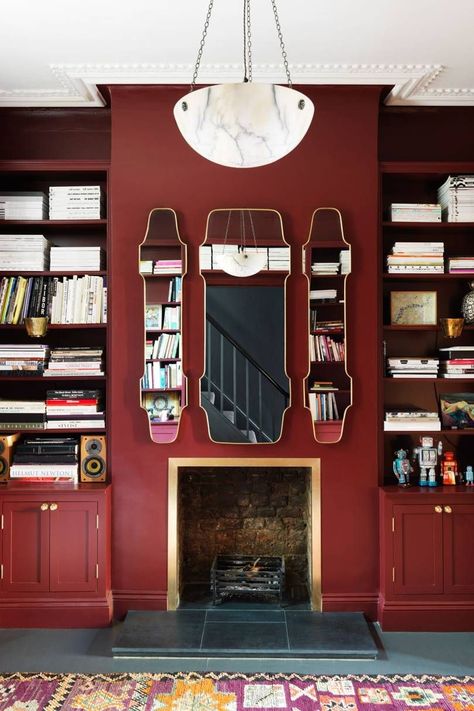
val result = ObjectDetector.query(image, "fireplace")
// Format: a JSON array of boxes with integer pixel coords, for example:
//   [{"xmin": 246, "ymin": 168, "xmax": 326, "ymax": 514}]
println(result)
[{"xmin": 167, "ymin": 458, "xmax": 321, "ymax": 610}]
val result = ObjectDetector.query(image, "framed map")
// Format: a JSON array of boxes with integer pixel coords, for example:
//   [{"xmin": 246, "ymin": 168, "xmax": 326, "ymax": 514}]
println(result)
[{"xmin": 390, "ymin": 291, "xmax": 437, "ymax": 325}]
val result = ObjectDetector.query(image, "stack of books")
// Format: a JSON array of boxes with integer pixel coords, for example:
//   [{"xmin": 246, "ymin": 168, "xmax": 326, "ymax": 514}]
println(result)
[
  {"xmin": 390, "ymin": 203, "xmax": 441, "ymax": 222},
  {"xmin": 10, "ymin": 436, "xmax": 79, "ymax": 482},
  {"xmin": 309, "ymin": 289, "xmax": 337, "ymax": 302},
  {"xmin": 387, "ymin": 357, "xmax": 439, "ymax": 378},
  {"xmin": 0, "ymin": 344, "xmax": 49, "ymax": 376},
  {"xmin": 199, "ymin": 246, "xmax": 212, "ymax": 269},
  {"xmin": 448, "ymin": 256, "xmax": 474, "ymax": 274},
  {"xmin": 142, "ymin": 361, "xmax": 182, "ymax": 390},
  {"xmin": 268, "ymin": 247, "xmax": 290, "ymax": 271},
  {"xmin": 0, "ymin": 234, "xmax": 50, "ymax": 270},
  {"xmin": 139, "ymin": 260, "xmax": 154, "ymax": 274},
  {"xmin": 49, "ymin": 186, "xmax": 104, "ymax": 220},
  {"xmin": 0, "ymin": 399, "xmax": 46, "ymax": 430},
  {"xmin": 439, "ymin": 346, "xmax": 474, "ymax": 379},
  {"xmin": 50, "ymin": 246, "xmax": 104, "ymax": 272},
  {"xmin": 310, "ymin": 335, "xmax": 345, "ymax": 362},
  {"xmin": 308, "ymin": 391, "xmax": 340, "ymax": 422},
  {"xmin": 49, "ymin": 275, "xmax": 107, "ymax": 323},
  {"xmin": 438, "ymin": 175, "xmax": 474, "ymax": 222},
  {"xmin": 45, "ymin": 389, "xmax": 104, "ymax": 430},
  {"xmin": 168, "ymin": 277, "xmax": 182, "ymax": 302},
  {"xmin": 384, "ymin": 411, "xmax": 441, "ymax": 431},
  {"xmin": 154, "ymin": 259, "xmax": 182, "ymax": 274},
  {"xmin": 310, "ymin": 313, "xmax": 343, "ymax": 332},
  {"xmin": 311, "ymin": 261, "xmax": 339, "ymax": 275},
  {"xmin": 149, "ymin": 333, "xmax": 180, "ymax": 359},
  {"xmin": 310, "ymin": 380, "xmax": 339, "ymax": 392},
  {"xmin": 386, "ymin": 242, "xmax": 444, "ymax": 273},
  {"xmin": 0, "ymin": 192, "xmax": 48, "ymax": 220},
  {"xmin": 43, "ymin": 347, "xmax": 104, "ymax": 377},
  {"xmin": 340, "ymin": 250, "xmax": 351, "ymax": 275}
]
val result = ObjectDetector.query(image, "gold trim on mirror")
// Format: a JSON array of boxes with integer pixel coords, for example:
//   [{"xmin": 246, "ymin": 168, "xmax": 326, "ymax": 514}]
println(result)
[
  {"xmin": 199, "ymin": 208, "xmax": 291, "ymax": 445},
  {"xmin": 303, "ymin": 208, "xmax": 353, "ymax": 444},
  {"xmin": 139, "ymin": 208, "xmax": 188, "ymax": 444}
]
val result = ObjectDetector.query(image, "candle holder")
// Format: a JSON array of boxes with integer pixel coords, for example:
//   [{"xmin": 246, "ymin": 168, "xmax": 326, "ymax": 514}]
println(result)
[
  {"xmin": 24, "ymin": 317, "xmax": 49, "ymax": 338},
  {"xmin": 439, "ymin": 317, "xmax": 464, "ymax": 339}
]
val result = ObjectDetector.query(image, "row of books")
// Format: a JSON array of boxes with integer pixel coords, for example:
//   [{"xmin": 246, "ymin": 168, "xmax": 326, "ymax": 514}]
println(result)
[
  {"xmin": 384, "ymin": 411, "xmax": 440, "ymax": 431},
  {"xmin": 310, "ymin": 289, "xmax": 338, "ymax": 301},
  {"xmin": 310, "ymin": 335, "xmax": 345, "ymax": 362},
  {"xmin": 390, "ymin": 203, "xmax": 441, "ymax": 223},
  {"xmin": 308, "ymin": 391, "xmax": 340, "ymax": 421},
  {"xmin": 386, "ymin": 242, "xmax": 444, "ymax": 273},
  {"xmin": 311, "ymin": 249, "xmax": 350, "ymax": 275},
  {"xmin": 145, "ymin": 334, "xmax": 180, "ymax": 360},
  {"xmin": 140, "ymin": 259, "xmax": 182, "ymax": 275},
  {"xmin": 0, "ymin": 344, "xmax": 49, "ymax": 376},
  {"xmin": 9, "ymin": 436, "xmax": 80, "ymax": 482},
  {"xmin": 387, "ymin": 347, "xmax": 474, "ymax": 379},
  {"xmin": 142, "ymin": 362, "xmax": 182, "ymax": 390},
  {"xmin": 438, "ymin": 175, "xmax": 474, "ymax": 222},
  {"xmin": 0, "ymin": 346, "xmax": 103, "ymax": 377},
  {"xmin": 44, "ymin": 347, "xmax": 104, "ymax": 377},
  {"xmin": 145, "ymin": 304, "xmax": 180, "ymax": 330},
  {"xmin": 0, "ymin": 393, "xmax": 105, "ymax": 430},
  {"xmin": 385, "ymin": 393, "xmax": 474, "ymax": 430},
  {"xmin": 310, "ymin": 314, "xmax": 343, "ymax": 333},
  {"xmin": 0, "ymin": 187, "xmax": 105, "ymax": 221},
  {"xmin": 49, "ymin": 246, "xmax": 104, "ymax": 272},
  {"xmin": 0, "ymin": 235, "xmax": 50, "ymax": 271},
  {"xmin": 200, "ymin": 245, "xmax": 290, "ymax": 271},
  {"xmin": 0, "ymin": 275, "xmax": 107, "ymax": 324}
]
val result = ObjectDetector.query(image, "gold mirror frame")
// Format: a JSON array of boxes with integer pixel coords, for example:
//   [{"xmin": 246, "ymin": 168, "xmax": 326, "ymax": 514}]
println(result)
[
  {"xmin": 303, "ymin": 207, "xmax": 353, "ymax": 444},
  {"xmin": 200, "ymin": 208, "xmax": 291, "ymax": 445},
  {"xmin": 139, "ymin": 208, "xmax": 188, "ymax": 443}
]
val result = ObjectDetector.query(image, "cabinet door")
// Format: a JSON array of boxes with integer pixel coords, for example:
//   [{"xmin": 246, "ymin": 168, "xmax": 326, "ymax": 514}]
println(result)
[
  {"xmin": 49, "ymin": 501, "xmax": 98, "ymax": 593},
  {"xmin": 393, "ymin": 504, "xmax": 443, "ymax": 595},
  {"xmin": 2, "ymin": 501, "xmax": 50, "ymax": 592},
  {"xmin": 443, "ymin": 504, "xmax": 474, "ymax": 595}
]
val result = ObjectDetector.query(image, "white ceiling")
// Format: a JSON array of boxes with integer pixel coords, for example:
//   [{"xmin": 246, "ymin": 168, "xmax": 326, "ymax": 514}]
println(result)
[{"xmin": 1, "ymin": 0, "xmax": 473, "ymax": 107}]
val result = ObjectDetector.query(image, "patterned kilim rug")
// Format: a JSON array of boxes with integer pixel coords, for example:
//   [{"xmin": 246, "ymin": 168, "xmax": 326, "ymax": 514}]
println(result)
[{"xmin": 0, "ymin": 672, "xmax": 473, "ymax": 710}]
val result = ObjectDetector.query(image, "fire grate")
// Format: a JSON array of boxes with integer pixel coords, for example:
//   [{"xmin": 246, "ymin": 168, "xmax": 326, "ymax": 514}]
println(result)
[{"xmin": 211, "ymin": 555, "xmax": 285, "ymax": 605}]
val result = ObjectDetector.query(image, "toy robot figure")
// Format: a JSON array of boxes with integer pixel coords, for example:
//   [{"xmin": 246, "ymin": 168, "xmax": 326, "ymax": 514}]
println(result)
[
  {"xmin": 412, "ymin": 436, "xmax": 443, "ymax": 487},
  {"xmin": 441, "ymin": 451, "xmax": 458, "ymax": 485},
  {"xmin": 465, "ymin": 465, "xmax": 474, "ymax": 486},
  {"xmin": 393, "ymin": 448, "xmax": 413, "ymax": 487}
]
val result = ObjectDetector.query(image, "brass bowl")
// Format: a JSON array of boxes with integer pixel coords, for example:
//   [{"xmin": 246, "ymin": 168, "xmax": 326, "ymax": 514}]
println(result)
[
  {"xmin": 439, "ymin": 317, "xmax": 464, "ymax": 338},
  {"xmin": 24, "ymin": 317, "xmax": 49, "ymax": 338}
]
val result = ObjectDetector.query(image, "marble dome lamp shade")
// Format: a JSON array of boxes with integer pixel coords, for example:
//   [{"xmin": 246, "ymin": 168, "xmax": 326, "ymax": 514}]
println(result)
[{"xmin": 173, "ymin": 0, "xmax": 315, "ymax": 169}]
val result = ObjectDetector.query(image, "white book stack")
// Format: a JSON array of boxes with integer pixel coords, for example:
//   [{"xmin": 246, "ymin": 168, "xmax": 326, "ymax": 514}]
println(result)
[
  {"xmin": 0, "ymin": 192, "xmax": 48, "ymax": 220},
  {"xmin": 384, "ymin": 411, "xmax": 441, "ymax": 431},
  {"xmin": 387, "ymin": 242, "xmax": 444, "ymax": 273},
  {"xmin": 340, "ymin": 250, "xmax": 351, "ymax": 275},
  {"xmin": 448, "ymin": 257, "xmax": 474, "ymax": 274},
  {"xmin": 49, "ymin": 185, "xmax": 104, "ymax": 220},
  {"xmin": 312, "ymin": 262, "xmax": 339, "ymax": 275},
  {"xmin": 390, "ymin": 203, "xmax": 442, "ymax": 222},
  {"xmin": 0, "ymin": 234, "xmax": 50, "ymax": 270},
  {"xmin": 310, "ymin": 289, "xmax": 337, "ymax": 301},
  {"xmin": 387, "ymin": 357, "xmax": 439, "ymax": 378},
  {"xmin": 438, "ymin": 175, "xmax": 474, "ymax": 222},
  {"xmin": 199, "ymin": 246, "xmax": 213, "ymax": 269},
  {"xmin": 49, "ymin": 275, "xmax": 107, "ymax": 323},
  {"xmin": 50, "ymin": 246, "xmax": 104, "ymax": 272},
  {"xmin": 268, "ymin": 247, "xmax": 290, "ymax": 271}
]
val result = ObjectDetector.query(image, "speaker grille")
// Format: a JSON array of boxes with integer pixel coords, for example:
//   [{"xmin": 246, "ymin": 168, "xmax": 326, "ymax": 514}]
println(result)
[{"xmin": 82, "ymin": 455, "xmax": 105, "ymax": 478}]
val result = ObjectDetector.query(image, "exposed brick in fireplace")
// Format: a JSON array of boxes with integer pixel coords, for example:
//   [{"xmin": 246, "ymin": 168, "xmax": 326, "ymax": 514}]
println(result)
[{"xmin": 178, "ymin": 467, "xmax": 311, "ymax": 599}]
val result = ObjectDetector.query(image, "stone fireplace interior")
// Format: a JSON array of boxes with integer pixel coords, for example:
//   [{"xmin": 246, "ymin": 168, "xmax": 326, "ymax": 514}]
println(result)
[{"xmin": 167, "ymin": 458, "xmax": 321, "ymax": 610}]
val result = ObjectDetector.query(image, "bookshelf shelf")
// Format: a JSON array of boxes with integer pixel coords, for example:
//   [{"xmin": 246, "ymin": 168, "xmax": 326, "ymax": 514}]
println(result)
[
  {"xmin": 0, "ymin": 219, "xmax": 107, "ymax": 228},
  {"xmin": 0, "ymin": 271, "xmax": 107, "ymax": 278},
  {"xmin": 383, "ymin": 325, "xmax": 474, "ymax": 331},
  {"xmin": 0, "ymin": 427, "xmax": 106, "ymax": 435},
  {"xmin": 142, "ymin": 272, "xmax": 182, "ymax": 279},
  {"xmin": 145, "ymin": 358, "xmax": 180, "ymax": 364},
  {"xmin": 142, "ymin": 387, "xmax": 182, "ymax": 393},
  {"xmin": 0, "ymin": 324, "xmax": 107, "ymax": 330},
  {"xmin": 384, "ymin": 377, "xmax": 474, "ymax": 384},
  {"xmin": 382, "ymin": 221, "xmax": 474, "ymax": 229},
  {"xmin": 384, "ymin": 429, "xmax": 474, "ymax": 436},
  {"xmin": 0, "ymin": 375, "xmax": 106, "ymax": 382},
  {"xmin": 384, "ymin": 273, "xmax": 472, "ymax": 280}
]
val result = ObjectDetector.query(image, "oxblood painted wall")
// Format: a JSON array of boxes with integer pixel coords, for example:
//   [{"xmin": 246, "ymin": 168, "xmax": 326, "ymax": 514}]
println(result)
[{"xmin": 109, "ymin": 85, "xmax": 382, "ymax": 617}]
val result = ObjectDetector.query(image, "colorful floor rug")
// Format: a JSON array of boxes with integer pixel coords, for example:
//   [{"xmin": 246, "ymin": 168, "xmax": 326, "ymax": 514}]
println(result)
[{"xmin": 0, "ymin": 672, "xmax": 472, "ymax": 710}]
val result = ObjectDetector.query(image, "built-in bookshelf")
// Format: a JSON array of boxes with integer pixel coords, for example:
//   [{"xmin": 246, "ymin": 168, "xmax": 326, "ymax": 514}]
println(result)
[
  {"xmin": 305, "ymin": 208, "xmax": 352, "ymax": 443},
  {"xmin": 0, "ymin": 160, "xmax": 109, "ymax": 483},
  {"xmin": 381, "ymin": 162, "xmax": 474, "ymax": 486},
  {"xmin": 139, "ymin": 209, "xmax": 186, "ymax": 443}
]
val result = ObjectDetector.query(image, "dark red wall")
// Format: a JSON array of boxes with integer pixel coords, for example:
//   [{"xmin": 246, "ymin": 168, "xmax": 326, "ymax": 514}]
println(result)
[{"xmin": 109, "ymin": 85, "xmax": 382, "ymax": 616}]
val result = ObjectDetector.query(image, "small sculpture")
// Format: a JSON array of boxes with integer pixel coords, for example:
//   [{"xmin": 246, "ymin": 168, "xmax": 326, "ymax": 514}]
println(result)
[
  {"xmin": 412, "ymin": 436, "xmax": 443, "ymax": 487},
  {"xmin": 465, "ymin": 465, "xmax": 474, "ymax": 486},
  {"xmin": 393, "ymin": 448, "xmax": 413, "ymax": 487},
  {"xmin": 461, "ymin": 281, "xmax": 474, "ymax": 324},
  {"xmin": 441, "ymin": 451, "xmax": 458, "ymax": 486}
]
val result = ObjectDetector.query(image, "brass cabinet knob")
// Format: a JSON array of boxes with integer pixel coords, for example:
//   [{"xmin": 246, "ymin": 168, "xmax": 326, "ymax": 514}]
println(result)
[
  {"xmin": 435, "ymin": 506, "xmax": 443, "ymax": 513},
  {"xmin": 49, "ymin": 503, "xmax": 58, "ymax": 511},
  {"xmin": 444, "ymin": 505, "xmax": 452, "ymax": 514},
  {"xmin": 40, "ymin": 503, "xmax": 49, "ymax": 511}
]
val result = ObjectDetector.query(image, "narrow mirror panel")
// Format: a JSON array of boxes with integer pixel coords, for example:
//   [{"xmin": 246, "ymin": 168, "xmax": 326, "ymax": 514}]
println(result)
[
  {"xmin": 139, "ymin": 209, "xmax": 186, "ymax": 443},
  {"xmin": 305, "ymin": 208, "xmax": 352, "ymax": 443},
  {"xmin": 200, "ymin": 209, "xmax": 290, "ymax": 444}
]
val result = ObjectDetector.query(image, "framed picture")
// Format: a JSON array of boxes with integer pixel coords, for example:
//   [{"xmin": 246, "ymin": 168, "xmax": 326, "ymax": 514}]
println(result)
[
  {"xmin": 440, "ymin": 392, "xmax": 474, "ymax": 429},
  {"xmin": 390, "ymin": 291, "xmax": 437, "ymax": 326},
  {"xmin": 142, "ymin": 391, "xmax": 181, "ymax": 421},
  {"xmin": 145, "ymin": 304, "xmax": 162, "ymax": 330}
]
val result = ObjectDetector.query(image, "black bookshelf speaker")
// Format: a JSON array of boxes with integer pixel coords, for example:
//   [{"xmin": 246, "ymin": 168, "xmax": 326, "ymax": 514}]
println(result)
[
  {"xmin": 80, "ymin": 435, "xmax": 107, "ymax": 482},
  {"xmin": 0, "ymin": 432, "xmax": 21, "ymax": 482}
]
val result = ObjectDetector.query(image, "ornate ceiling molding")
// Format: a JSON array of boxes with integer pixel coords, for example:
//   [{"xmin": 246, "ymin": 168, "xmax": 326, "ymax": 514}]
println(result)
[{"xmin": 0, "ymin": 62, "xmax": 473, "ymax": 107}]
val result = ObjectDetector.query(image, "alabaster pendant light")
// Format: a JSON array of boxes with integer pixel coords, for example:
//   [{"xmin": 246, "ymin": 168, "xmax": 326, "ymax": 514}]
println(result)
[
  {"xmin": 214, "ymin": 210, "xmax": 268, "ymax": 277},
  {"xmin": 173, "ymin": 0, "xmax": 314, "ymax": 169}
]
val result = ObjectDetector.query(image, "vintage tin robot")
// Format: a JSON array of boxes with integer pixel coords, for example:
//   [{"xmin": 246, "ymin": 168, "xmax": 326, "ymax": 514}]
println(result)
[
  {"xmin": 412, "ymin": 436, "xmax": 443, "ymax": 487},
  {"xmin": 393, "ymin": 448, "xmax": 413, "ymax": 487},
  {"xmin": 441, "ymin": 451, "xmax": 458, "ymax": 485}
]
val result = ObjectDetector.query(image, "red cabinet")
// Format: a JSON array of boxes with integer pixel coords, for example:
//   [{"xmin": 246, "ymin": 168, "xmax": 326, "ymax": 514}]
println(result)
[
  {"xmin": 0, "ymin": 484, "xmax": 111, "ymax": 627},
  {"xmin": 379, "ymin": 487, "xmax": 474, "ymax": 631}
]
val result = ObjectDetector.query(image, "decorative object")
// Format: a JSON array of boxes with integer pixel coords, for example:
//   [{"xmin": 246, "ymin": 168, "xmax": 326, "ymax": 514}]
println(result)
[
  {"xmin": 439, "ymin": 317, "xmax": 464, "ymax": 338},
  {"xmin": 213, "ymin": 210, "xmax": 268, "ymax": 277},
  {"xmin": 24, "ymin": 316, "xmax": 48, "ymax": 337},
  {"xmin": 390, "ymin": 291, "xmax": 437, "ymax": 326},
  {"xmin": 441, "ymin": 451, "xmax": 459, "ymax": 485},
  {"xmin": 144, "ymin": 304, "xmax": 162, "ymax": 330},
  {"xmin": 173, "ymin": 0, "xmax": 314, "ymax": 169},
  {"xmin": 461, "ymin": 280, "xmax": 474, "ymax": 323},
  {"xmin": 393, "ymin": 448, "xmax": 413, "ymax": 487},
  {"xmin": 0, "ymin": 672, "xmax": 472, "ymax": 710},
  {"xmin": 465, "ymin": 465, "xmax": 474, "ymax": 485},
  {"xmin": 412, "ymin": 436, "xmax": 443, "ymax": 487},
  {"xmin": 142, "ymin": 392, "xmax": 180, "ymax": 421},
  {"xmin": 440, "ymin": 392, "xmax": 474, "ymax": 429}
]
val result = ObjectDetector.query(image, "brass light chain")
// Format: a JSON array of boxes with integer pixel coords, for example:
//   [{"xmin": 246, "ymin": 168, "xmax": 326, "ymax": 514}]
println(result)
[{"xmin": 190, "ymin": 0, "xmax": 292, "ymax": 89}]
